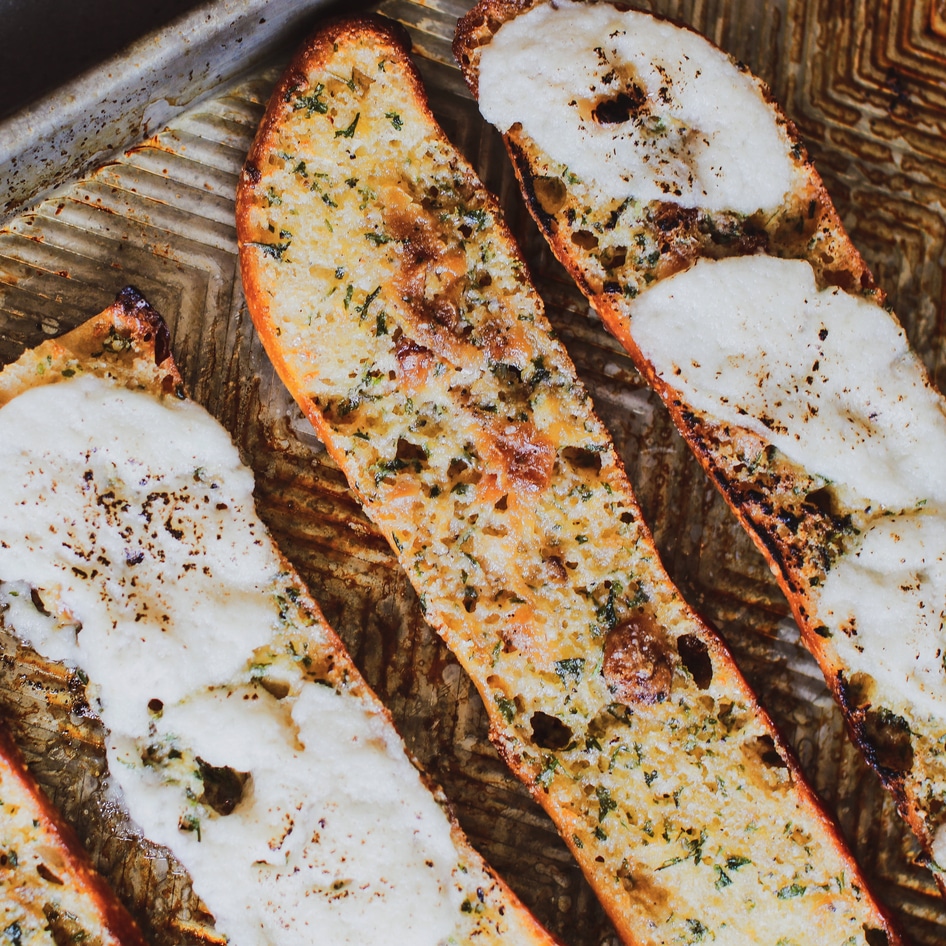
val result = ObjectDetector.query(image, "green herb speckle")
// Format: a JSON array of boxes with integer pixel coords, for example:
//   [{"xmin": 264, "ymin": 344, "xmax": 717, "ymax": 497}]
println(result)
[{"xmin": 335, "ymin": 112, "xmax": 360, "ymax": 139}]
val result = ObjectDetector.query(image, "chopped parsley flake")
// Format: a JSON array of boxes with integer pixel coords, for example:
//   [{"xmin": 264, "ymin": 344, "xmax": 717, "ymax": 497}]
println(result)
[
  {"xmin": 247, "ymin": 240, "xmax": 291, "ymax": 261},
  {"xmin": 776, "ymin": 882, "xmax": 806, "ymax": 899},
  {"xmin": 335, "ymin": 112, "xmax": 360, "ymax": 139},
  {"xmin": 293, "ymin": 84, "xmax": 328, "ymax": 115},
  {"xmin": 496, "ymin": 697, "xmax": 516, "ymax": 722},
  {"xmin": 537, "ymin": 754, "xmax": 559, "ymax": 789},
  {"xmin": 595, "ymin": 785, "xmax": 617, "ymax": 822},
  {"xmin": 554, "ymin": 657, "xmax": 585, "ymax": 684}
]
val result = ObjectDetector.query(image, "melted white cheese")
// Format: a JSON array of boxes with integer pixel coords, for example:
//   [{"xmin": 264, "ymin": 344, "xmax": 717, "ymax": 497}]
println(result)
[
  {"xmin": 631, "ymin": 255, "xmax": 946, "ymax": 510},
  {"xmin": 0, "ymin": 374, "xmax": 461, "ymax": 946},
  {"xmin": 814, "ymin": 512, "xmax": 946, "ymax": 721},
  {"xmin": 477, "ymin": 0, "xmax": 797, "ymax": 214},
  {"xmin": 0, "ymin": 375, "xmax": 279, "ymax": 735},
  {"xmin": 631, "ymin": 254, "xmax": 946, "ymax": 719},
  {"xmin": 933, "ymin": 822, "xmax": 946, "ymax": 872}
]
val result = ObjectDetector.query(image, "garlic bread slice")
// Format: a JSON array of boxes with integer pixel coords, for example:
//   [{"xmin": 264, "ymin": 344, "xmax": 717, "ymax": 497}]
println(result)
[
  {"xmin": 0, "ymin": 288, "xmax": 560, "ymax": 946},
  {"xmin": 455, "ymin": 0, "xmax": 946, "ymax": 896}
]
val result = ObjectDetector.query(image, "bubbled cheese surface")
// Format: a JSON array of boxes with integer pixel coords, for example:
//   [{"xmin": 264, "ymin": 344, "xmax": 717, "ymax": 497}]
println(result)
[
  {"xmin": 477, "ymin": 0, "xmax": 797, "ymax": 214},
  {"xmin": 630, "ymin": 255, "xmax": 946, "ymax": 511}
]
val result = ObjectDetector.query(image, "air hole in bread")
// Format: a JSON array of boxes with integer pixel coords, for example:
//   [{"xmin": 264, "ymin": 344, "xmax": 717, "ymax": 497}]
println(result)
[
  {"xmin": 571, "ymin": 230, "xmax": 599, "ymax": 250},
  {"xmin": 532, "ymin": 176, "xmax": 567, "ymax": 216},
  {"xmin": 395, "ymin": 437, "xmax": 428, "ymax": 465},
  {"xmin": 599, "ymin": 245, "xmax": 627, "ymax": 270},
  {"xmin": 463, "ymin": 587, "xmax": 478, "ymax": 613},
  {"xmin": 677, "ymin": 634, "xmax": 713, "ymax": 690},
  {"xmin": 750, "ymin": 735, "xmax": 788, "ymax": 770},
  {"xmin": 259, "ymin": 677, "xmax": 291, "ymax": 701},
  {"xmin": 491, "ymin": 363, "xmax": 523, "ymax": 386},
  {"xmin": 36, "ymin": 863, "xmax": 64, "ymax": 885},
  {"xmin": 530, "ymin": 711, "xmax": 573, "ymax": 750},
  {"xmin": 560, "ymin": 445, "xmax": 603, "ymax": 472},
  {"xmin": 805, "ymin": 485, "xmax": 839, "ymax": 516},
  {"xmin": 865, "ymin": 927, "xmax": 890, "ymax": 946}
]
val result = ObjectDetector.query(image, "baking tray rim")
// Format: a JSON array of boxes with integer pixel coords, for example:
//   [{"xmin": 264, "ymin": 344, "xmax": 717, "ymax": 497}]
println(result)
[{"xmin": 0, "ymin": 0, "xmax": 344, "ymax": 226}]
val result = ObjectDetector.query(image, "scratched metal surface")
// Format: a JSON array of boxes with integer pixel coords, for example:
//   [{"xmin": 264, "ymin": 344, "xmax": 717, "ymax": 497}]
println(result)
[{"xmin": 0, "ymin": 0, "xmax": 945, "ymax": 944}]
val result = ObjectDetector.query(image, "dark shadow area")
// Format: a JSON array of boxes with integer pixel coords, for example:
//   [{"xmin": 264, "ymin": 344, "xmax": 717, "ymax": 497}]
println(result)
[{"xmin": 0, "ymin": 0, "xmax": 209, "ymax": 120}]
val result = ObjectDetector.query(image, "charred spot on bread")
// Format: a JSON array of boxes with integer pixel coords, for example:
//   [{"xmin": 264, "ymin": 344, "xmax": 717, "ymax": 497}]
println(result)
[
  {"xmin": 862, "ymin": 709, "xmax": 915, "ymax": 777},
  {"xmin": 196, "ymin": 759, "xmax": 251, "ymax": 817},
  {"xmin": 601, "ymin": 613, "xmax": 673, "ymax": 705}
]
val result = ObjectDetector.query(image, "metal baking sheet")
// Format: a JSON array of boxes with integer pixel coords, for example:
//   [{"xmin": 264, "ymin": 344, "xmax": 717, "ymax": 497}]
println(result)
[
  {"xmin": 1, "ymin": 0, "xmax": 945, "ymax": 943},
  {"xmin": 0, "ymin": 0, "xmax": 351, "ymax": 222}
]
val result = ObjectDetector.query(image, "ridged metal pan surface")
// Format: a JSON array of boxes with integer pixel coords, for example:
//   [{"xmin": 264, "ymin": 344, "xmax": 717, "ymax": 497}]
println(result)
[{"xmin": 1, "ymin": 0, "xmax": 945, "ymax": 943}]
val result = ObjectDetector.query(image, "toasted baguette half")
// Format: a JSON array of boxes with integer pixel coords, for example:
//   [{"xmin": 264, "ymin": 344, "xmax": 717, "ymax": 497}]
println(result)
[
  {"xmin": 236, "ymin": 16, "xmax": 903, "ymax": 946},
  {"xmin": 0, "ymin": 288, "xmax": 561, "ymax": 946},
  {"xmin": 455, "ymin": 0, "xmax": 946, "ymax": 894},
  {"xmin": 0, "ymin": 721, "xmax": 148, "ymax": 946}
]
